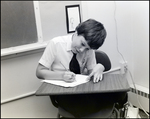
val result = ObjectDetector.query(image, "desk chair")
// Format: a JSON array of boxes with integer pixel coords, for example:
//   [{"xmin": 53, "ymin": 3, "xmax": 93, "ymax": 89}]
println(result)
[{"xmin": 50, "ymin": 50, "xmax": 125, "ymax": 118}]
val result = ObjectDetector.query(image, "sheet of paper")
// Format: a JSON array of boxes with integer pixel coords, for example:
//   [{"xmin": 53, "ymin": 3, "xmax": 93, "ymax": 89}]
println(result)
[{"xmin": 41, "ymin": 74, "xmax": 90, "ymax": 87}]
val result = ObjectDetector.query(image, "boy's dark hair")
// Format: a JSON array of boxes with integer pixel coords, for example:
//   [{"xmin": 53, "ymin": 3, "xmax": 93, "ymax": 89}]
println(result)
[{"xmin": 75, "ymin": 19, "xmax": 107, "ymax": 50}]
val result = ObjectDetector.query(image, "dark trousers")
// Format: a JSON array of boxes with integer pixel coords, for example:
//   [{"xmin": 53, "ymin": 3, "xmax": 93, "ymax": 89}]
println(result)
[{"xmin": 50, "ymin": 92, "xmax": 127, "ymax": 117}]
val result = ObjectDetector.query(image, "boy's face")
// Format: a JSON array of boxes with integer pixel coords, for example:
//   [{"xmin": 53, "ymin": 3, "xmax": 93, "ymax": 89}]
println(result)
[{"xmin": 71, "ymin": 33, "xmax": 91, "ymax": 54}]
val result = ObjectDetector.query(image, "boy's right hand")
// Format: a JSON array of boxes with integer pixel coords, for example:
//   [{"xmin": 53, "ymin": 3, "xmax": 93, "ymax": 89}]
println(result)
[{"xmin": 63, "ymin": 71, "xmax": 76, "ymax": 83}]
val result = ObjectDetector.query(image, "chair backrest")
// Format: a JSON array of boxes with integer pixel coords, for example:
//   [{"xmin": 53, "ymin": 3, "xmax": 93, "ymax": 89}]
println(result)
[{"xmin": 95, "ymin": 50, "xmax": 111, "ymax": 72}]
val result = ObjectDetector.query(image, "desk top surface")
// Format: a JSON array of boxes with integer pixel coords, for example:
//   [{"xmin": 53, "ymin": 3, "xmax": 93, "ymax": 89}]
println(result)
[{"xmin": 35, "ymin": 74, "xmax": 130, "ymax": 96}]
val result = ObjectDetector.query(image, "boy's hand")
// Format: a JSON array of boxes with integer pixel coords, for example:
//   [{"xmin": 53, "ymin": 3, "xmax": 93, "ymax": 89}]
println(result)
[
  {"xmin": 63, "ymin": 71, "xmax": 76, "ymax": 83},
  {"xmin": 87, "ymin": 64, "xmax": 104, "ymax": 83}
]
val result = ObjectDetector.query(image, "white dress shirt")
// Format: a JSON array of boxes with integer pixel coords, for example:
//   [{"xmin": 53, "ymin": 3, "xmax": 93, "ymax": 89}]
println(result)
[{"xmin": 39, "ymin": 34, "xmax": 96, "ymax": 74}]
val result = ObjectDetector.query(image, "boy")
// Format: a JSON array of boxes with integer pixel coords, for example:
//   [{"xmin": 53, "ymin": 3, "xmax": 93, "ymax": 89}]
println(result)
[
  {"xmin": 36, "ymin": 19, "xmax": 126, "ymax": 117},
  {"xmin": 36, "ymin": 19, "xmax": 106, "ymax": 83}
]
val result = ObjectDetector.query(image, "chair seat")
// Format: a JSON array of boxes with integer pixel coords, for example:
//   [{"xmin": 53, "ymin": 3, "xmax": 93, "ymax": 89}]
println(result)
[{"xmin": 58, "ymin": 102, "xmax": 115, "ymax": 118}]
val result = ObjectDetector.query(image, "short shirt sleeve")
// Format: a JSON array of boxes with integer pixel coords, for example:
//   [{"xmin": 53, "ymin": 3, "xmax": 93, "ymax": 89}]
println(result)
[
  {"xmin": 39, "ymin": 39, "xmax": 56, "ymax": 69},
  {"xmin": 86, "ymin": 50, "xmax": 97, "ymax": 70}
]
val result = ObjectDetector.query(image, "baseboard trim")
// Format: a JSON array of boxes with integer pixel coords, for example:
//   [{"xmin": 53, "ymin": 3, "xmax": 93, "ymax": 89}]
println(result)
[
  {"xmin": 130, "ymin": 87, "xmax": 149, "ymax": 99},
  {"xmin": 1, "ymin": 91, "xmax": 35, "ymax": 105},
  {"xmin": 129, "ymin": 84, "xmax": 149, "ymax": 99}
]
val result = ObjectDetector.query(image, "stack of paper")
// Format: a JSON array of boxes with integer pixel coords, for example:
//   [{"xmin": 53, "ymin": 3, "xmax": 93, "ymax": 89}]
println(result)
[{"xmin": 41, "ymin": 74, "xmax": 90, "ymax": 87}]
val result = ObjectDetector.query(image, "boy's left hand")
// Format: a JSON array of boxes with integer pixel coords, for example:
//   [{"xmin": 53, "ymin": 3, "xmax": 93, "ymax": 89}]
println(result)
[{"xmin": 87, "ymin": 64, "xmax": 105, "ymax": 83}]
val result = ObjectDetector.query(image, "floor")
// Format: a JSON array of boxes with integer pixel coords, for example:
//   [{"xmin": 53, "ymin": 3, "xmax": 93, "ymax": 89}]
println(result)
[
  {"xmin": 60, "ymin": 109, "xmax": 149, "ymax": 118},
  {"xmin": 109, "ymin": 107, "xmax": 149, "ymax": 118}
]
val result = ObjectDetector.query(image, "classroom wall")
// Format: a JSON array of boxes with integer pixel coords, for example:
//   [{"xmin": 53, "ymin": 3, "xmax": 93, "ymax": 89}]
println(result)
[
  {"xmin": 132, "ymin": 2, "xmax": 149, "ymax": 88},
  {"xmin": 39, "ymin": 1, "xmax": 82, "ymax": 41},
  {"xmin": 1, "ymin": 1, "xmax": 149, "ymax": 118},
  {"xmin": 81, "ymin": 1, "xmax": 133, "ymax": 70}
]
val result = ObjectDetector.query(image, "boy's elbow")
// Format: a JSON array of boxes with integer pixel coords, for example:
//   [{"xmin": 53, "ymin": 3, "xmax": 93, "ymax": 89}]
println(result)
[
  {"xmin": 36, "ymin": 67, "xmax": 43, "ymax": 79},
  {"xmin": 36, "ymin": 63, "xmax": 48, "ymax": 79},
  {"xmin": 36, "ymin": 69, "xmax": 41, "ymax": 79}
]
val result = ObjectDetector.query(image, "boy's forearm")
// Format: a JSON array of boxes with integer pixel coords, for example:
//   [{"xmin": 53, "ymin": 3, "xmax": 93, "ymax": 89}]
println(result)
[{"xmin": 37, "ymin": 69, "xmax": 64, "ymax": 80}]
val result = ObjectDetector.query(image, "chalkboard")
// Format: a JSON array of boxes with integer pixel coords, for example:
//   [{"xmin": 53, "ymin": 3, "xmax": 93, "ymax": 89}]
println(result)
[{"xmin": 1, "ymin": 1, "xmax": 38, "ymax": 49}]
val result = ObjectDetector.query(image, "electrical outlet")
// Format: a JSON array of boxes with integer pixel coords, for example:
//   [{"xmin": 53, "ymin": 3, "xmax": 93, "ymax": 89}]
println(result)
[{"xmin": 120, "ymin": 61, "xmax": 128, "ymax": 74}]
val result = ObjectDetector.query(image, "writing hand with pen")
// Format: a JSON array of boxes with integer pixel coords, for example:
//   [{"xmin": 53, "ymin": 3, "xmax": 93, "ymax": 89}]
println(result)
[
  {"xmin": 63, "ymin": 71, "xmax": 76, "ymax": 83},
  {"xmin": 60, "ymin": 62, "xmax": 76, "ymax": 83}
]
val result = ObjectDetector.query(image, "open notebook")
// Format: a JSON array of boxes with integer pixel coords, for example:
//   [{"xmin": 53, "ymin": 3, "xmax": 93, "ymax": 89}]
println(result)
[{"xmin": 41, "ymin": 74, "xmax": 90, "ymax": 87}]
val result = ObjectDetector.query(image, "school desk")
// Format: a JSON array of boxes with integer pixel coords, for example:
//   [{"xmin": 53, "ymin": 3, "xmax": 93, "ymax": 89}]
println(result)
[{"xmin": 35, "ymin": 73, "xmax": 130, "ymax": 96}]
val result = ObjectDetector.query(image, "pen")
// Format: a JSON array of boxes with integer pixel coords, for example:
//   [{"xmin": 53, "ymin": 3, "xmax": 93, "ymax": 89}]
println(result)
[
  {"xmin": 60, "ymin": 62, "xmax": 69, "ymax": 71},
  {"xmin": 60, "ymin": 61, "xmax": 76, "ymax": 81}
]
